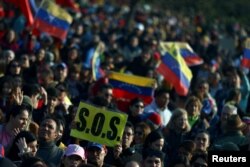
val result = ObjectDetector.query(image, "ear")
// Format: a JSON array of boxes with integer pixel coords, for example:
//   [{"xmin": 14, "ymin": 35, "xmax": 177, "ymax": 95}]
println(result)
[{"xmin": 53, "ymin": 131, "xmax": 59, "ymax": 140}]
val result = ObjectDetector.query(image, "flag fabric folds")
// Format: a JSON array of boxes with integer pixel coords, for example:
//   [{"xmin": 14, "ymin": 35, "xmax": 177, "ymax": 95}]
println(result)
[
  {"xmin": 33, "ymin": 0, "xmax": 73, "ymax": 40},
  {"xmin": 108, "ymin": 72, "xmax": 156, "ymax": 110},
  {"xmin": 9, "ymin": 0, "xmax": 36, "ymax": 26},
  {"xmin": 156, "ymin": 42, "xmax": 193, "ymax": 96},
  {"xmin": 241, "ymin": 38, "xmax": 250, "ymax": 68},
  {"xmin": 83, "ymin": 43, "xmax": 105, "ymax": 81},
  {"xmin": 176, "ymin": 42, "xmax": 203, "ymax": 66},
  {"xmin": 91, "ymin": 44, "xmax": 105, "ymax": 81}
]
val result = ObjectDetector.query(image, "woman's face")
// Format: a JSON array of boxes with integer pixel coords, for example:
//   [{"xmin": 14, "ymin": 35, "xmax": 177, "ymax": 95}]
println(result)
[
  {"xmin": 134, "ymin": 127, "xmax": 144, "ymax": 144},
  {"xmin": 187, "ymin": 101, "xmax": 200, "ymax": 117},
  {"xmin": 150, "ymin": 138, "xmax": 164, "ymax": 151},
  {"xmin": 195, "ymin": 133, "xmax": 210, "ymax": 151},
  {"xmin": 28, "ymin": 140, "xmax": 38, "ymax": 156},
  {"xmin": 11, "ymin": 110, "xmax": 30, "ymax": 130},
  {"xmin": 175, "ymin": 114, "xmax": 188, "ymax": 131},
  {"xmin": 130, "ymin": 102, "xmax": 144, "ymax": 117}
]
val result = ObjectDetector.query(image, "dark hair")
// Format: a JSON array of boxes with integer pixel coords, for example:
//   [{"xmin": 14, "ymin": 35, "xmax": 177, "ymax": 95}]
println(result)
[
  {"xmin": 143, "ymin": 130, "xmax": 164, "ymax": 149},
  {"xmin": 154, "ymin": 88, "xmax": 170, "ymax": 97},
  {"xmin": 225, "ymin": 88, "xmax": 241, "ymax": 102},
  {"xmin": 99, "ymin": 83, "xmax": 113, "ymax": 92},
  {"xmin": 46, "ymin": 87, "xmax": 60, "ymax": 98},
  {"xmin": 190, "ymin": 152, "xmax": 208, "ymax": 165},
  {"xmin": 126, "ymin": 121, "xmax": 134, "ymax": 133},
  {"xmin": 129, "ymin": 97, "xmax": 144, "ymax": 107},
  {"xmin": 6, "ymin": 104, "xmax": 32, "ymax": 122},
  {"xmin": 7, "ymin": 131, "xmax": 37, "ymax": 161},
  {"xmin": 42, "ymin": 115, "xmax": 61, "ymax": 132},
  {"xmin": 142, "ymin": 148, "xmax": 165, "ymax": 161},
  {"xmin": 170, "ymin": 154, "xmax": 190, "ymax": 167},
  {"xmin": 19, "ymin": 156, "xmax": 48, "ymax": 167},
  {"xmin": 23, "ymin": 83, "xmax": 40, "ymax": 97}
]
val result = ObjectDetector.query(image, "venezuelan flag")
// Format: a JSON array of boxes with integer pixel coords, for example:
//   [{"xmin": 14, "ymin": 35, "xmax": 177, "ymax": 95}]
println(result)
[
  {"xmin": 34, "ymin": 0, "xmax": 72, "ymax": 40},
  {"xmin": 241, "ymin": 38, "xmax": 250, "ymax": 68},
  {"xmin": 91, "ymin": 43, "xmax": 105, "ymax": 81},
  {"xmin": 156, "ymin": 42, "xmax": 193, "ymax": 96},
  {"xmin": 177, "ymin": 42, "xmax": 204, "ymax": 66},
  {"xmin": 108, "ymin": 72, "xmax": 156, "ymax": 110}
]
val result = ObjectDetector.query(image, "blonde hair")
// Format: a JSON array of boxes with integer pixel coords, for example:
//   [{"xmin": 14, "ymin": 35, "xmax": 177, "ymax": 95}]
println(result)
[
  {"xmin": 167, "ymin": 108, "xmax": 191, "ymax": 133},
  {"xmin": 185, "ymin": 96, "xmax": 202, "ymax": 111}
]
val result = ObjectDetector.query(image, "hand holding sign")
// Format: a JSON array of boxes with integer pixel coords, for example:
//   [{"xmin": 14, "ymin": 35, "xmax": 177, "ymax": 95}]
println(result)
[{"xmin": 70, "ymin": 102, "xmax": 128, "ymax": 147}]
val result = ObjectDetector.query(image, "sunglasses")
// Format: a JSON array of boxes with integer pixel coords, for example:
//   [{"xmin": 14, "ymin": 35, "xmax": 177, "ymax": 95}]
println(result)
[
  {"xmin": 123, "ymin": 132, "xmax": 133, "ymax": 136},
  {"xmin": 134, "ymin": 104, "xmax": 144, "ymax": 109}
]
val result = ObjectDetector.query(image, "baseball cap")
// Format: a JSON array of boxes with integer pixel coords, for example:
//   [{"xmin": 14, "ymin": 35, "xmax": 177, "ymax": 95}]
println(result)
[
  {"xmin": 87, "ymin": 142, "xmax": 103, "ymax": 150},
  {"xmin": 57, "ymin": 62, "xmax": 67, "ymax": 69},
  {"xmin": 64, "ymin": 144, "xmax": 85, "ymax": 160}
]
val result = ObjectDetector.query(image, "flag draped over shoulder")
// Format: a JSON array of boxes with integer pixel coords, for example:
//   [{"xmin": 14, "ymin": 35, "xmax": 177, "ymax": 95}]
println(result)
[
  {"xmin": 241, "ymin": 38, "xmax": 250, "ymax": 68},
  {"xmin": 177, "ymin": 42, "xmax": 203, "ymax": 66},
  {"xmin": 108, "ymin": 72, "xmax": 156, "ymax": 111},
  {"xmin": 33, "ymin": 0, "xmax": 73, "ymax": 40},
  {"xmin": 156, "ymin": 42, "xmax": 193, "ymax": 96}
]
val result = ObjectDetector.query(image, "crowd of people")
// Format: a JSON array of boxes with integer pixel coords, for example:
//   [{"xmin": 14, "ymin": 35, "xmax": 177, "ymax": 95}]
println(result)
[{"xmin": 0, "ymin": 0, "xmax": 250, "ymax": 167}]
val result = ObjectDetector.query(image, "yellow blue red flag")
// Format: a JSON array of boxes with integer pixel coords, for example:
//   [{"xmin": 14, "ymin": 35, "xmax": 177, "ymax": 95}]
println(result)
[
  {"xmin": 156, "ymin": 42, "xmax": 193, "ymax": 96},
  {"xmin": 176, "ymin": 42, "xmax": 203, "ymax": 66},
  {"xmin": 241, "ymin": 38, "xmax": 250, "ymax": 68},
  {"xmin": 34, "ymin": 0, "xmax": 73, "ymax": 40},
  {"xmin": 108, "ymin": 71, "xmax": 156, "ymax": 111}
]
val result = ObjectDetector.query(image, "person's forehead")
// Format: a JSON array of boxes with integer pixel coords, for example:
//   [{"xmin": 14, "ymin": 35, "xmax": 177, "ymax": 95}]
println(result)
[
  {"xmin": 125, "ymin": 126, "xmax": 133, "ymax": 132},
  {"xmin": 42, "ymin": 119, "xmax": 56, "ymax": 126},
  {"xmin": 145, "ymin": 156, "xmax": 161, "ymax": 161}
]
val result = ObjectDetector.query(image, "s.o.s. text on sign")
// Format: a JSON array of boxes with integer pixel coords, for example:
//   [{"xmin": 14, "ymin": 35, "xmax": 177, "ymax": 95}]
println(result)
[{"xmin": 70, "ymin": 102, "xmax": 128, "ymax": 147}]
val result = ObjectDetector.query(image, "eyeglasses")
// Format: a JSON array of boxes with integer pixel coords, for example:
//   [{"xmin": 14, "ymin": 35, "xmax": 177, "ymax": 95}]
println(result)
[
  {"xmin": 134, "ymin": 104, "xmax": 144, "ymax": 109},
  {"xmin": 123, "ymin": 132, "xmax": 133, "ymax": 136},
  {"xmin": 193, "ymin": 162, "xmax": 208, "ymax": 167}
]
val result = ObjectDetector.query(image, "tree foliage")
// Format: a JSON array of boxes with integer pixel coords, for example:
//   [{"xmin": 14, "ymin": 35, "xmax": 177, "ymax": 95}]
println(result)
[{"xmin": 139, "ymin": 0, "xmax": 250, "ymax": 27}]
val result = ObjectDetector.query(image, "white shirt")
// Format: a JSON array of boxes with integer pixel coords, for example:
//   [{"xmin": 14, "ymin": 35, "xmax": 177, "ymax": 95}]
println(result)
[{"xmin": 144, "ymin": 100, "xmax": 172, "ymax": 126}]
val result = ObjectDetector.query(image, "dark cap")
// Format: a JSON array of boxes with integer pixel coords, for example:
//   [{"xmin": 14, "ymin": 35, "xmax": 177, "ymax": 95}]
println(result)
[{"xmin": 57, "ymin": 62, "xmax": 67, "ymax": 69}]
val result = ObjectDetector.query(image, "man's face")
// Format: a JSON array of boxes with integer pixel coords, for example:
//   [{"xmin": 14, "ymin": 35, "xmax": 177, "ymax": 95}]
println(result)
[
  {"xmin": 100, "ymin": 88, "xmax": 113, "ymax": 104},
  {"xmin": 155, "ymin": 93, "xmax": 170, "ymax": 109},
  {"xmin": 143, "ymin": 156, "xmax": 162, "ymax": 167},
  {"xmin": 122, "ymin": 126, "xmax": 134, "ymax": 149},
  {"xmin": 87, "ymin": 147, "xmax": 106, "ymax": 166},
  {"xmin": 11, "ymin": 110, "xmax": 29, "ymax": 130},
  {"xmin": 48, "ymin": 96, "xmax": 59, "ymax": 111},
  {"xmin": 38, "ymin": 119, "xmax": 58, "ymax": 142},
  {"xmin": 63, "ymin": 155, "xmax": 83, "ymax": 167}
]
